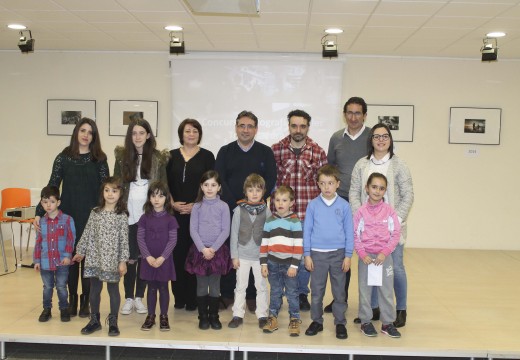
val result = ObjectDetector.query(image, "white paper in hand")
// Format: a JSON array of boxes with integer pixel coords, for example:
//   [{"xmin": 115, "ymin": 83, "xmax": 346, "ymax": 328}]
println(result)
[{"xmin": 367, "ymin": 263, "xmax": 383, "ymax": 286}]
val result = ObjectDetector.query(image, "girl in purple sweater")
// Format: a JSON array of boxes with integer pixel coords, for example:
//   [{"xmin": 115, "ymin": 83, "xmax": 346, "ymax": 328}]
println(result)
[
  {"xmin": 186, "ymin": 170, "xmax": 231, "ymax": 330},
  {"xmin": 137, "ymin": 181, "xmax": 178, "ymax": 332},
  {"xmin": 354, "ymin": 173, "xmax": 401, "ymax": 339}
]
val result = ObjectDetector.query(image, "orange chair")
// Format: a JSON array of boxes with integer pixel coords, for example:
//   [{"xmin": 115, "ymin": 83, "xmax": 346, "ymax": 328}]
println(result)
[{"xmin": 0, "ymin": 188, "xmax": 35, "ymax": 271}]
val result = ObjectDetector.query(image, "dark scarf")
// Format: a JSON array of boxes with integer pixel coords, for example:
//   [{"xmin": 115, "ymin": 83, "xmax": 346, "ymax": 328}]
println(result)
[{"xmin": 237, "ymin": 199, "xmax": 266, "ymax": 215}]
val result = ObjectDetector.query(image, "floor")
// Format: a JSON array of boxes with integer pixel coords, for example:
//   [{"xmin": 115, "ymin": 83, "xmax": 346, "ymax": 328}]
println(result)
[{"xmin": 1, "ymin": 238, "xmax": 520, "ymax": 360}]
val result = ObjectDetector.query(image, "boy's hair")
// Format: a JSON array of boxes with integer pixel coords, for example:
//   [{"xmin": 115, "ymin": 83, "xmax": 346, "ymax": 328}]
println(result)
[
  {"xmin": 243, "ymin": 173, "xmax": 266, "ymax": 194},
  {"xmin": 41, "ymin": 186, "xmax": 60, "ymax": 201},
  {"xmin": 195, "ymin": 170, "xmax": 222, "ymax": 203},
  {"xmin": 367, "ymin": 172, "xmax": 388, "ymax": 187},
  {"xmin": 96, "ymin": 176, "xmax": 128, "ymax": 215},
  {"xmin": 317, "ymin": 164, "xmax": 340, "ymax": 182},
  {"xmin": 273, "ymin": 185, "xmax": 294, "ymax": 201},
  {"xmin": 143, "ymin": 181, "xmax": 174, "ymax": 215}
]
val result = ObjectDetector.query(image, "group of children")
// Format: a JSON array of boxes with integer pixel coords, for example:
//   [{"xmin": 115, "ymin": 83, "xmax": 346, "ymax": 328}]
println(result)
[{"xmin": 33, "ymin": 164, "xmax": 402, "ymax": 340}]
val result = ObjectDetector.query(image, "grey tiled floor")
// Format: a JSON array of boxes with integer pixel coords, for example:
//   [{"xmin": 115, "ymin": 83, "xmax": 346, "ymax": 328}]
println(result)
[{"xmin": 2, "ymin": 343, "xmax": 498, "ymax": 360}]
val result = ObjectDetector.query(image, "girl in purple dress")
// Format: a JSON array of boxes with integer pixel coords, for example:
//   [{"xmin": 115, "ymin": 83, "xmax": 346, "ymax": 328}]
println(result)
[
  {"xmin": 137, "ymin": 181, "xmax": 179, "ymax": 332},
  {"xmin": 186, "ymin": 170, "xmax": 231, "ymax": 330}
]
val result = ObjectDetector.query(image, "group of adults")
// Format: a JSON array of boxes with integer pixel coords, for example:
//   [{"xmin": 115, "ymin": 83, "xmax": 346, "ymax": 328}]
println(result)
[{"xmin": 35, "ymin": 96, "xmax": 413, "ymax": 329}]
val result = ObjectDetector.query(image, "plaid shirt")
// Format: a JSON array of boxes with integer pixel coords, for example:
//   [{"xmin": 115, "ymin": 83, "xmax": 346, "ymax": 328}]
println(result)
[
  {"xmin": 33, "ymin": 210, "xmax": 75, "ymax": 271},
  {"xmin": 271, "ymin": 135, "xmax": 328, "ymax": 221}
]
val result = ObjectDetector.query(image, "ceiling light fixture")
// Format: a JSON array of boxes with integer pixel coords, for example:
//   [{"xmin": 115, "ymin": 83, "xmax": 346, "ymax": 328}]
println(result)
[
  {"xmin": 486, "ymin": 32, "xmax": 506, "ymax": 38},
  {"xmin": 322, "ymin": 34, "xmax": 338, "ymax": 59},
  {"xmin": 18, "ymin": 30, "xmax": 35, "ymax": 54},
  {"xmin": 8, "ymin": 24, "xmax": 27, "ymax": 30},
  {"xmin": 481, "ymin": 37, "xmax": 498, "ymax": 62},
  {"xmin": 165, "ymin": 25, "xmax": 183, "ymax": 31},
  {"xmin": 170, "ymin": 31, "xmax": 185, "ymax": 55},
  {"xmin": 325, "ymin": 28, "xmax": 343, "ymax": 34}
]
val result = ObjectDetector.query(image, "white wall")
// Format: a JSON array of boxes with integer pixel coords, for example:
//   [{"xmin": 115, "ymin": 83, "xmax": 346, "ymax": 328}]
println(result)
[{"xmin": 1, "ymin": 51, "xmax": 519, "ymax": 250}]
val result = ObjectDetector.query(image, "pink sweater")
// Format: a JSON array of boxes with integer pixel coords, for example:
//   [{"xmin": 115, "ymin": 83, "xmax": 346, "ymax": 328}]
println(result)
[{"xmin": 353, "ymin": 200, "xmax": 401, "ymax": 259}]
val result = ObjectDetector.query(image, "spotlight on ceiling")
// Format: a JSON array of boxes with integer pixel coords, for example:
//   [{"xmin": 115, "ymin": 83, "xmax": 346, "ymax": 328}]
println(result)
[
  {"xmin": 321, "ymin": 34, "xmax": 338, "ymax": 59},
  {"xmin": 169, "ymin": 31, "xmax": 185, "ymax": 55},
  {"xmin": 481, "ymin": 37, "xmax": 498, "ymax": 62},
  {"xmin": 18, "ymin": 30, "xmax": 34, "ymax": 54}
]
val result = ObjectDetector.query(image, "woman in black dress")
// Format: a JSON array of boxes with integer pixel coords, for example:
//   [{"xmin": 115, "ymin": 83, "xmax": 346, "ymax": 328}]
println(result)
[
  {"xmin": 34, "ymin": 118, "xmax": 109, "ymax": 317},
  {"xmin": 166, "ymin": 119, "xmax": 215, "ymax": 310}
]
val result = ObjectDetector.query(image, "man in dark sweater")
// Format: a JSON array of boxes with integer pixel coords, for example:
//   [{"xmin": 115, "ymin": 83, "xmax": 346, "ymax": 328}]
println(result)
[
  {"xmin": 326, "ymin": 97, "xmax": 371, "ymax": 313},
  {"xmin": 215, "ymin": 110, "xmax": 277, "ymax": 310}
]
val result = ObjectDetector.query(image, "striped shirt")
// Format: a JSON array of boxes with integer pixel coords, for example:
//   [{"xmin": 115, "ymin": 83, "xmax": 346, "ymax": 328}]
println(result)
[
  {"xmin": 33, "ymin": 210, "xmax": 75, "ymax": 270},
  {"xmin": 260, "ymin": 213, "xmax": 303, "ymax": 268}
]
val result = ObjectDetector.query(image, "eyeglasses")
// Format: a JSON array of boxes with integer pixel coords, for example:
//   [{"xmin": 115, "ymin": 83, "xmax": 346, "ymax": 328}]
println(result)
[
  {"xmin": 372, "ymin": 134, "xmax": 390, "ymax": 141},
  {"xmin": 237, "ymin": 124, "xmax": 256, "ymax": 130},
  {"xmin": 345, "ymin": 111, "xmax": 364, "ymax": 117}
]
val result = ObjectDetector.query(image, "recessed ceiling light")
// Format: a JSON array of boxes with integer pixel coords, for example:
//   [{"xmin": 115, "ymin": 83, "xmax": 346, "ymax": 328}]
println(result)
[
  {"xmin": 325, "ymin": 28, "xmax": 343, "ymax": 34},
  {"xmin": 486, "ymin": 32, "xmax": 506, "ymax": 38},
  {"xmin": 7, "ymin": 24, "xmax": 27, "ymax": 30},
  {"xmin": 165, "ymin": 25, "xmax": 183, "ymax": 31}
]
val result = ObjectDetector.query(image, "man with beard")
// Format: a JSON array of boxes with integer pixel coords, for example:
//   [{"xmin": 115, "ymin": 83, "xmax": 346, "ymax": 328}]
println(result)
[{"xmin": 271, "ymin": 109, "xmax": 328, "ymax": 311}]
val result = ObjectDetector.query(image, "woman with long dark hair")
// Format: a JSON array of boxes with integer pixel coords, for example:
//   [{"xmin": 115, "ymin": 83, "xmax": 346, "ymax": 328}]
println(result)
[
  {"xmin": 114, "ymin": 118, "xmax": 169, "ymax": 316},
  {"xmin": 34, "ymin": 118, "xmax": 109, "ymax": 318}
]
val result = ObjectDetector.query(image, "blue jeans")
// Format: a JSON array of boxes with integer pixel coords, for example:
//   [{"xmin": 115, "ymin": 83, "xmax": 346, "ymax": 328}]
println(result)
[
  {"xmin": 371, "ymin": 243, "xmax": 407, "ymax": 310},
  {"xmin": 267, "ymin": 260, "xmax": 300, "ymax": 319},
  {"xmin": 41, "ymin": 266, "xmax": 69, "ymax": 309}
]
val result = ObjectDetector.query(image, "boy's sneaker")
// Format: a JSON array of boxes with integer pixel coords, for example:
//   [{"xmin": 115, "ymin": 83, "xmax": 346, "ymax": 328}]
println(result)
[
  {"xmin": 262, "ymin": 316, "xmax": 278, "ymax": 333},
  {"xmin": 288, "ymin": 318, "xmax": 301, "ymax": 337},
  {"xmin": 120, "ymin": 298, "xmax": 134, "ymax": 315},
  {"xmin": 38, "ymin": 308, "xmax": 51, "ymax": 322},
  {"xmin": 134, "ymin": 297, "xmax": 148, "ymax": 314},
  {"xmin": 361, "ymin": 322, "xmax": 377, "ymax": 337},
  {"xmin": 381, "ymin": 324, "xmax": 401, "ymax": 338},
  {"xmin": 227, "ymin": 316, "xmax": 243, "ymax": 328},
  {"xmin": 258, "ymin": 317, "xmax": 268, "ymax": 329},
  {"xmin": 81, "ymin": 314, "xmax": 102, "ymax": 335},
  {"xmin": 60, "ymin": 308, "xmax": 71, "ymax": 322}
]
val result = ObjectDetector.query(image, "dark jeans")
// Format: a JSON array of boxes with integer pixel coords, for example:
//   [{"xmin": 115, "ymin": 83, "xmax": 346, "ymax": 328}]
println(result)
[{"xmin": 41, "ymin": 266, "xmax": 69, "ymax": 309}]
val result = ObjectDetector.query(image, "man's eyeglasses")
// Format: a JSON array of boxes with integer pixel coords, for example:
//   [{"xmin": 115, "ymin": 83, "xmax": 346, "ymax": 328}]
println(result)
[
  {"xmin": 237, "ymin": 124, "xmax": 256, "ymax": 130},
  {"xmin": 372, "ymin": 134, "xmax": 390, "ymax": 141},
  {"xmin": 345, "ymin": 111, "xmax": 364, "ymax": 117}
]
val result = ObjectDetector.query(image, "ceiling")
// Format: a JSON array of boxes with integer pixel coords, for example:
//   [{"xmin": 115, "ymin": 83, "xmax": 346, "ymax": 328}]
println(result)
[{"xmin": 1, "ymin": 0, "xmax": 520, "ymax": 59}]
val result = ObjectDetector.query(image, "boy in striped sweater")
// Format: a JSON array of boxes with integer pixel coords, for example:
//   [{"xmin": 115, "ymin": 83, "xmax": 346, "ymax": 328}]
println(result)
[{"xmin": 260, "ymin": 185, "xmax": 303, "ymax": 336}]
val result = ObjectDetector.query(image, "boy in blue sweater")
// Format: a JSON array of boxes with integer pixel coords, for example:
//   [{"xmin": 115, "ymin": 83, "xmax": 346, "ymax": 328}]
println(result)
[{"xmin": 303, "ymin": 165, "xmax": 354, "ymax": 340}]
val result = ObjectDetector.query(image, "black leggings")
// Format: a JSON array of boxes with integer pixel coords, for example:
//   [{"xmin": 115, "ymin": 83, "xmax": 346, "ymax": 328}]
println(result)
[{"xmin": 89, "ymin": 277, "xmax": 120, "ymax": 316}]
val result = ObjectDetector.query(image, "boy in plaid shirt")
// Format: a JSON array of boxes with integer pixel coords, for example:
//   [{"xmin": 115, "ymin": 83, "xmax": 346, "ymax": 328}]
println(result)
[{"xmin": 33, "ymin": 186, "xmax": 76, "ymax": 322}]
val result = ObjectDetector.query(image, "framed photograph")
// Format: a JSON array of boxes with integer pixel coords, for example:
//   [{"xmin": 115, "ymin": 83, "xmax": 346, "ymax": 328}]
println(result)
[
  {"xmin": 47, "ymin": 99, "xmax": 96, "ymax": 136},
  {"xmin": 449, "ymin": 107, "xmax": 501, "ymax": 145},
  {"xmin": 109, "ymin": 100, "xmax": 158, "ymax": 136},
  {"xmin": 366, "ymin": 104, "xmax": 414, "ymax": 142}
]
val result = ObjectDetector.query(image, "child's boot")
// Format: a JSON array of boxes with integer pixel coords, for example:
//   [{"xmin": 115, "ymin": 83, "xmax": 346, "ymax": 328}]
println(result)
[
  {"xmin": 197, "ymin": 296, "xmax": 210, "ymax": 330},
  {"xmin": 38, "ymin": 308, "xmax": 52, "ymax": 322},
  {"xmin": 106, "ymin": 314, "xmax": 120, "ymax": 336},
  {"xmin": 68, "ymin": 294, "xmax": 78, "ymax": 317},
  {"xmin": 263, "ymin": 316, "xmax": 278, "ymax": 333},
  {"xmin": 60, "ymin": 308, "xmax": 71, "ymax": 322},
  {"xmin": 81, "ymin": 313, "xmax": 101, "ymax": 335},
  {"xmin": 79, "ymin": 294, "xmax": 90, "ymax": 318},
  {"xmin": 208, "ymin": 297, "xmax": 222, "ymax": 330},
  {"xmin": 160, "ymin": 314, "xmax": 170, "ymax": 331}
]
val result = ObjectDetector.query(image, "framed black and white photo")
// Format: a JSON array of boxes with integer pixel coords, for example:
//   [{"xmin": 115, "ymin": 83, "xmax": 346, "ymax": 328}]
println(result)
[
  {"xmin": 47, "ymin": 99, "xmax": 96, "ymax": 136},
  {"xmin": 366, "ymin": 104, "xmax": 414, "ymax": 142},
  {"xmin": 109, "ymin": 100, "xmax": 158, "ymax": 136},
  {"xmin": 449, "ymin": 107, "xmax": 501, "ymax": 145}
]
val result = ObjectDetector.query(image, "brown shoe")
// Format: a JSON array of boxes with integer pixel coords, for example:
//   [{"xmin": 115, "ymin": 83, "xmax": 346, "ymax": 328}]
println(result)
[
  {"xmin": 288, "ymin": 318, "xmax": 301, "ymax": 337},
  {"xmin": 262, "ymin": 316, "xmax": 278, "ymax": 333},
  {"xmin": 159, "ymin": 315, "xmax": 170, "ymax": 331},
  {"xmin": 141, "ymin": 314, "xmax": 156, "ymax": 331}
]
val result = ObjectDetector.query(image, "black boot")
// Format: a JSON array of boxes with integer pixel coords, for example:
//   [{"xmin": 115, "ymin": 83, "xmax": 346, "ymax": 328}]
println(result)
[
  {"xmin": 79, "ymin": 294, "xmax": 90, "ymax": 318},
  {"xmin": 197, "ymin": 296, "xmax": 210, "ymax": 330},
  {"xmin": 208, "ymin": 297, "xmax": 222, "ymax": 330},
  {"xmin": 68, "ymin": 294, "xmax": 78, "ymax": 317},
  {"xmin": 81, "ymin": 313, "xmax": 101, "ymax": 335},
  {"xmin": 106, "ymin": 314, "xmax": 120, "ymax": 336},
  {"xmin": 394, "ymin": 309, "xmax": 407, "ymax": 328}
]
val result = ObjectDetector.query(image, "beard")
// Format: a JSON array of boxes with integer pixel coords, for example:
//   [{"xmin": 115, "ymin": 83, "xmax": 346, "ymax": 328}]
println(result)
[{"xmin": 291, "ymin": 133, "xmax": 305, "ymax": 143}]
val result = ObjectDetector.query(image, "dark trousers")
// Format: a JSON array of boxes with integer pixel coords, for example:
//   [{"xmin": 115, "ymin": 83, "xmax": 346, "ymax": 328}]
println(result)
[
  {"xmin": 68, "ymin": 252, "xmax": 90, "ymax": 297},
  {"xmin": 171, "ymin": 214, "xmax": 197, "ymax": 307},
  {"xmin": 123, "ymin": 224, "xmax": 146, "ymax": 299}
]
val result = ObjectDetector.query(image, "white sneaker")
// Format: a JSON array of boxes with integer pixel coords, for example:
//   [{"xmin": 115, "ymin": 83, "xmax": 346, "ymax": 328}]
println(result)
[
  {"xmin": 120, "ymin": 298, "xmax": 134, "ymax": 315},
  {"xmin": 134, "ymin": 297, "xmax": 148, "ymax": 314}
]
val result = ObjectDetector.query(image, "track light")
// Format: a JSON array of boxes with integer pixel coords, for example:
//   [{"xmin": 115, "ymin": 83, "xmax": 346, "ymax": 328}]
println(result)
[
  {"xmin": 481, "ymin": 37, "xmax": 498, "ymax": 62},
  {"xmin": 18, "ymin": 29, "xmax": 34, "ymax": 53},
  {"xmin": 169, "ymin": 31, "xmax": 185, "ymax": 55},
  {"xmin": 322, "ymin": 34, "xmax": 338, "ymax": 58}
]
